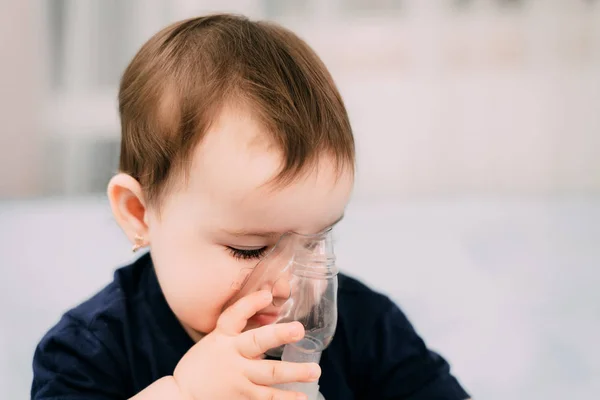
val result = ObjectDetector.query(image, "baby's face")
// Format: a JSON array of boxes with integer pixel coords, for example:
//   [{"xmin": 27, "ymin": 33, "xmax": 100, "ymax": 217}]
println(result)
[{"xmin": 144, "ymin": 105, "xmax": 354, "ymax": 339}]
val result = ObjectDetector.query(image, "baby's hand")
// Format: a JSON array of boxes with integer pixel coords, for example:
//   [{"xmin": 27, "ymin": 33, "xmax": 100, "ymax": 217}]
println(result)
[{"xmin": 173, "ymin": 290, "xmax": 321, "ymax": 400}]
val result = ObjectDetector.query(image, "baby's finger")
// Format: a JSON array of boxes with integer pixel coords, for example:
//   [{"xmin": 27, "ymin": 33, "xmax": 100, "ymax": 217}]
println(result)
[
  {"xmin": 237, "ymin": 321, "xmax": 304, "ymax": 359},
  {"xmin": 217, "ymin": 290, "xmax": 273, "ymax": 335},
  {"xmin": 246, "ymin": 359, "xmax": 321, "ymax": 386}
]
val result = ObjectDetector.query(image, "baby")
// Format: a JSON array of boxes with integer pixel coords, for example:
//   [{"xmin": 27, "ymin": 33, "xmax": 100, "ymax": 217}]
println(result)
[{"xmin": 32, "ymin": 14, "xmax": 469, "ymax": 400}]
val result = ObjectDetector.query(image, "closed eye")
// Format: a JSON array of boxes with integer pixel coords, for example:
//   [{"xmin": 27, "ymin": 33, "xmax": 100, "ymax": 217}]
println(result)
[{"xmin": 226, "ymin": 246, "xmax": 269, "ymax": 261}]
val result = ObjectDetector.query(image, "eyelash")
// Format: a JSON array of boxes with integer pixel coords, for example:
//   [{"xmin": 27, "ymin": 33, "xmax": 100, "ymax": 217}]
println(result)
[{"xmin": 226, "ymin": 246, "xmax": 269, "ymax": 261}]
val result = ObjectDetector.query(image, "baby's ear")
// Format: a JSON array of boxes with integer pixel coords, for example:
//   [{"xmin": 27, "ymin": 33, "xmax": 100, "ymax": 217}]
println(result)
[{"xmin": 107, "ymin": 174, "xmax": 149, "ymax": 248}]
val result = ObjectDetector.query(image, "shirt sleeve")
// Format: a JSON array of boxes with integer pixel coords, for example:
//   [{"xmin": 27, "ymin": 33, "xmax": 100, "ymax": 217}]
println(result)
[
  {"xmin": 31, "ymin": 315, "xmax": 129, "ymax": 400},
  {"xmin": 356, "ymin": 297, "xmax": 470, "ymax": 400}
]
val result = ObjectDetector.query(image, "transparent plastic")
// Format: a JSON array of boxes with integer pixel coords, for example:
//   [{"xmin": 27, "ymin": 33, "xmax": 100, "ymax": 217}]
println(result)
[{"xmin": 226, "ymin": 228, "xmax": 337, "ymax": 399}]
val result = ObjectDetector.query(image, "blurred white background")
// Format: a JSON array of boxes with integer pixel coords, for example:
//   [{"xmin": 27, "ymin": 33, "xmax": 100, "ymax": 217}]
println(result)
[{"xmin": 1, "ymin": 0, "xmax": 599, "ymax": 399}]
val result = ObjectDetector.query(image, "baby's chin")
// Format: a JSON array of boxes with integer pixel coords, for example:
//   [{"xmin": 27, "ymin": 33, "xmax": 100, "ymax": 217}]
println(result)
[{"xmin": 181, "ymin": 323, "xmax": 207, "ymax": 342}]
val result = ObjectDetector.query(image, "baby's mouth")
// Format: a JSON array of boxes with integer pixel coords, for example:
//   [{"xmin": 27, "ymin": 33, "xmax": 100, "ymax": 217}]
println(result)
[{"xmin": 249, "ymin": 311, "xmax": 280, "ymax": 326}]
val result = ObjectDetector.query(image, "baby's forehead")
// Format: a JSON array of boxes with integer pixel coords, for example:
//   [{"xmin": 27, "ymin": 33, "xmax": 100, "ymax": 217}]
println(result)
[
  {"xmin": 190, "ymin": 104, "xmax": 280, "ymax": 188},
  {"xmin": 183, "ymin": 114, "xmax": 349, "ymax": 219},
  {"xmin": 193, "ymin": 156, "xmax": 351, "ymax": 237},
  {"xmin": 158, "ymin": 103, "xmax": 352, "ymax": 234},
  {"xmin": 157, "ymin": 100, "xmax": 352, "ymax": 227},
  {"xmin": 191, "ymin": 109, "xmax": 345, "ymax": 191}
]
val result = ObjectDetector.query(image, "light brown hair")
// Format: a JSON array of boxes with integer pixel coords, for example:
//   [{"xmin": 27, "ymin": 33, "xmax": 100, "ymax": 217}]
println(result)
[{"xmin": 118, "ymin": 14, "xmax": 354, "ymax": 206}]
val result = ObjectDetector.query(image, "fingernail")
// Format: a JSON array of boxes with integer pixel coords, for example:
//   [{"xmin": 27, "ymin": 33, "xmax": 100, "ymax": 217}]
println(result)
[
  {"xmin": 289, "ymin": 323, "xmax": 302, "ymax": 339},
  {"xmin": 309, "ymin": 365, "xmax": 321, "ymax": 379}
]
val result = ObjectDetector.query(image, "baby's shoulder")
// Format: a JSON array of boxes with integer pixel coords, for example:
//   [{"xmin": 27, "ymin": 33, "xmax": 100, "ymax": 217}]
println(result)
[
  {"xmin": 31, "ymin": 258, "xmax": 150, "ymax": 397},
  {"xmin": 36, "ymin": 254, "xmax": 152, "ymax": 361},
  {"xmin": 337, "ymin": 272, "xmax": 395, "ymax": 314},
  {"xmin": 65, "ymin": 254, "xmax": 149, "ymax": 330},
  {"xmin": 336, "ymin": 272, "xmax": 404, "ymax": 342}
]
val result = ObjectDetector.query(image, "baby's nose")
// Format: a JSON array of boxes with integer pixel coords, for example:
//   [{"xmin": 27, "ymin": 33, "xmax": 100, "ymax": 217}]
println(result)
[{"xmin": 265, "ymin": 277, "xmax": 291, "ymax": 307}]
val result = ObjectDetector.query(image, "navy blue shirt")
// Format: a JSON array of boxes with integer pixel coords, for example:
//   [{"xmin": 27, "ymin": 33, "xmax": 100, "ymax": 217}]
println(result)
[{"xmin": 32, "ymin": 253, "xmax": 469, "ymax": 399}]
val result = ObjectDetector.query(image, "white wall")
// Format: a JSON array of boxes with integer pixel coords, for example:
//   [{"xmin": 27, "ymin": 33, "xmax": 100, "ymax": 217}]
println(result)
[
  {"xmin": 10, "ymin": 0, "xmax": 600, "ymax": 199},
  {"xmin": 0, "ymin": 1, "xmax": 44, "ymax": 197},
  {"xmin": 297, "ymin": 6, "xmax": 600, "ymax": 199}
]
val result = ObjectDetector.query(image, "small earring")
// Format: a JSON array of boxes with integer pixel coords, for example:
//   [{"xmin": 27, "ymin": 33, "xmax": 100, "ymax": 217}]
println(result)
[{"xmin": 132, "ymin": 234, "xmax": 146, "ymax": 253}]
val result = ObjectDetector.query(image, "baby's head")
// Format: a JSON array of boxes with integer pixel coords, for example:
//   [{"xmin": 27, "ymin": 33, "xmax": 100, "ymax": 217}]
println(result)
[{"xmin": 108, "ymin": 14, "xmax": 354, "ymax": 339}]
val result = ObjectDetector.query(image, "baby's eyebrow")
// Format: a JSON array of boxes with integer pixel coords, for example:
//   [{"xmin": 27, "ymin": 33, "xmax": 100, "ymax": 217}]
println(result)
[
  {"xmin": 223, "ymin": 229, "xmax": 281, "ymax": 238},
  {"xmin": 223, "ymin": 213, "xmax": 345, "ymax": 238}
]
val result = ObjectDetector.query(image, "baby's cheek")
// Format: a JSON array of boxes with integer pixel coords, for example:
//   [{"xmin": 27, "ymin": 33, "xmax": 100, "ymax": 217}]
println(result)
[
  {"xmin": 152, "ymin": 255, "xmax": 216, "ymax": 331},
  {"xmin": 186, "ymin": 261, "xmax": 245, "ymax": 332},
  {"xmin": 166, "ymin": 280, "xmax": 224, "ymax": 334}
]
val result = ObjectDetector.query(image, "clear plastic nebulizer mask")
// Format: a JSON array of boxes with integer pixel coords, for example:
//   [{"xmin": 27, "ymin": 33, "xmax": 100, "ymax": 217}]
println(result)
[{"xmin": 226, "ymin": 228, "xmax": 338, "ymax": 399}]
